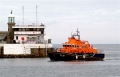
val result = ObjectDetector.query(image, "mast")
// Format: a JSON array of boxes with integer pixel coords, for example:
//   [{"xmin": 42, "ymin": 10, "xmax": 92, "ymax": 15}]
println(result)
[
  {"xmin": 36, "ymin": 5, "xmax": 38, "ymax": 26},
  {"xmin": 76, "ymin": 28, "xmax": 80, "ymax": 40},
  {"xmin": 22, "ymin": 6, "xmax": 24, "ymax": 26},
  {"xmin": 71, "ymin": 28, "xmax": 80, "ymax": 39}
]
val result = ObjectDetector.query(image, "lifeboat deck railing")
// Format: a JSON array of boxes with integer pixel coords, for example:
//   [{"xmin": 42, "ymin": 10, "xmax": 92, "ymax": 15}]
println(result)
[{"xmin": 97, "ymin": 49, "xmax": 104, "ymax": 54}]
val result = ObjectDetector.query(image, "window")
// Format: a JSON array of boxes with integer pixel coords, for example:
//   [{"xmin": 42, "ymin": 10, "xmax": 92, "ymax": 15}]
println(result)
[
  {"xmin": 26, "ymin": 28, "xmax": 30, "ymax": 31},
  {"xmin": 14, "ymin": 28, "xmax": 19, "ymax": 31},
  {"xmin": 37, "ymin": 28, "xmax": 40, "ymax": 31},
  {"xmin": 38, "ymin": 36, "xmax": 40, "ymax": 40},
  {"xmin": 16, "ymin": 36, "xmax": 18, "ymax": 40},
  {"xmin": 22, "ymin": 28, "xmax": 25, "ymax": 31},
  {"xmin": 19, "ymin": 28, "xmax": 21, "ymax": 31},
  {"xmin": 82, "ymin": 46, "xmax": 86, "ymax": 48},
  {"xmin": 33, "ymin": 28, "xmax": 36, "ymax": 31},
  {"xmin": 27, "ymin": 37, "xmax": 29, "ymax": 40}
]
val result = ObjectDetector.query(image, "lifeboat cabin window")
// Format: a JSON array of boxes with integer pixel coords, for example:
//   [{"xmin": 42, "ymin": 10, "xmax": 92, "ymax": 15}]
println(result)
[
  {"xmin": 67, "ymin": 45, "xmax": 70, "ymax": 47},
  {"xmin": 72, "ymin": 45, "xmax": 74, "ymax": 47},
  {"xmin": 63, "ymin": 45, "xmax": 67, "ymax": 47},
  {"xmin": 75, "ymin": 45, "xmax": 77, "ymax": 47},
  {"xmin": 82, "ymin": 46, "xmax": 86, "ymax": 48}
]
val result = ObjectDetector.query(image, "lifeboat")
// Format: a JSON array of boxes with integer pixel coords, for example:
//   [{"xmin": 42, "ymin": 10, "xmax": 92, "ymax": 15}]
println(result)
[{"xmin": 48, "ymin": 29, "xmax": 105, "ymax": 61}]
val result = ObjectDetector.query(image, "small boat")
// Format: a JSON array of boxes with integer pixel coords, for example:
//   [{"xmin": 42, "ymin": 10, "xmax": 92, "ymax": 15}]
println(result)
[{"xmin": 48, "ymin": 29, "xmax": 105, "ymax": 61}]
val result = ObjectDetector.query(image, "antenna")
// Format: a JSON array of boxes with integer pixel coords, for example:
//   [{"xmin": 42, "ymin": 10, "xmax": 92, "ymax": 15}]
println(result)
[
  {"xmin": 76, "ymin": 28, "xmax": 78, "ymax": 35},
  {"xmin": 22, "ymin": 6, "xmax": 24, "ymax": 26},
  {"xmin": 75, "ymin": 28, "xmax": 80, "ymax": 40},
  {"xmin": 79, "ymin": 30, "xmax": 80, "ymax": 40},
  {"xmin": 36, "ymin": 5, "xmax": 39, "ymax": 26},
  {"xmin": 71, "ymin": 32, "xmax": 72, "ymax": 37}
]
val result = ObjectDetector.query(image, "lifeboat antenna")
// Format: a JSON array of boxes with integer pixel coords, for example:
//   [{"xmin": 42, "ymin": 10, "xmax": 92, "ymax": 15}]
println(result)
[
  {"xmin": 76, "ymin": 28, "xmax": 80, "ymax": 40},
  {"xmin": 71, "ymin": 28, "xmax": 80, "ymax": 39},
  {"xmin": 71, "ymin": 32, "xmax": 72, "ymax": 37}
]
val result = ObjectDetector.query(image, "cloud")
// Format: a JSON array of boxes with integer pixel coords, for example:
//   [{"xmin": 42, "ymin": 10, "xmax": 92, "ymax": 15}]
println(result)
[
  {"xmin": 112, "ymin": 10, "xmax": 120, "ymax": 15},
  {"xmin": 94, "ymin": 9, "xmax": 108, "ymax": 15},
  {"xmin": 0, "ymin": 0, "xmax": 120, "ymax": 44}
]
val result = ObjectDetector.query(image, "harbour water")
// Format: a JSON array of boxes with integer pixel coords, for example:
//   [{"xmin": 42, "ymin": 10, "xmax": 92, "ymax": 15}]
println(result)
[{"xmin": 0, "ymin": 44, "xmax": 120, "ymax": 77}]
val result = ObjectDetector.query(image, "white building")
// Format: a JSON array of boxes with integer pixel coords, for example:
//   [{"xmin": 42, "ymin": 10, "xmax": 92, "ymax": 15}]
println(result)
[
  {"xmin": 0, "ymin": 10, "xmax": 52, "ymax": 57},
  {"xmin": 13, "ymin": 24, "xmax": 46, "ymax": 44}
]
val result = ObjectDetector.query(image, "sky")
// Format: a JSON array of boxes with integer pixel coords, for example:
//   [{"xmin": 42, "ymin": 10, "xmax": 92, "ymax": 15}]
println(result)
[{"xmin": 0, "ymin": 0, "xmax": 120, "ymax": 44}]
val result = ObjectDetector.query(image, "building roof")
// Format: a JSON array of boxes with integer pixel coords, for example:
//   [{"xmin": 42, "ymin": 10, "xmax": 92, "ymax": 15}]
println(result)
[
  {"xmin": 12, "ymin": 23, "xmax": 45, "ymax": 28},
  {"xmin": 8, "ymin": 14, "xmax": 15, "ymax": 17},
  {"xmin": 0, "ymin": 34, "xmax": 6, "ymax": 40},
  {"xmin": 0, "ymin": 31, "xmax": 7, "ymax": 40},
  {"xmin": 12, "ymin": 25, "xmax": 46, "ymax": 28},
  {"xmin": 0, "ymin": 31, "xmax": 8, "ymax": 34}
]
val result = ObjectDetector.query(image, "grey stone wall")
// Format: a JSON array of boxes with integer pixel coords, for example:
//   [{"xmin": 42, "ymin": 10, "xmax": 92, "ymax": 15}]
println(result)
[{"xmin": 31, "ymin": 48, "xmax": 53, "ymax": 57}]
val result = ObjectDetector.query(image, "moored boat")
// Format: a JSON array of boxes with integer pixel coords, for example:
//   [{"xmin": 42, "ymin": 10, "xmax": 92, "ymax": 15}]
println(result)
[{"xmin": 48, "ymin": 29, "xmax": 105, "ymax": 61}]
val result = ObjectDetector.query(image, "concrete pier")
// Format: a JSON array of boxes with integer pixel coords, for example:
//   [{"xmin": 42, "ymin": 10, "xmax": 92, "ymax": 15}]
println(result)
[{"xmin": 0, "ymin": 44, "xmax": 53, "ymax": 58}]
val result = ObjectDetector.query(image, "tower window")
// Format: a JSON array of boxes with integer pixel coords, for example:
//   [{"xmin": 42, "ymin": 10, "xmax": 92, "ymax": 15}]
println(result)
[{"xmin": 11, "ymin": 18, "xmax": 12, "ymax": 22}]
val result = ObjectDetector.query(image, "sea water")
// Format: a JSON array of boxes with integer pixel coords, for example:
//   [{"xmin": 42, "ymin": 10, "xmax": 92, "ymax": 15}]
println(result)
[{"xmin": 0, "ymin": 44, "xmax": 120, "ymax": 77}]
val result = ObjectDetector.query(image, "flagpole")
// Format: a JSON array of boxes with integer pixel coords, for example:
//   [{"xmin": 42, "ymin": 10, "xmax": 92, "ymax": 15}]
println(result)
[
  {"xmin": 36, "ymin": 5, "xmax": 39, "ymax": 26},
  {"xmin": 22, "ymin": 6, "xmax": 24, "ymax": 26},
  {"xmin": 36, "ymin": 5, "xmax": 37, "ymax": 26}
]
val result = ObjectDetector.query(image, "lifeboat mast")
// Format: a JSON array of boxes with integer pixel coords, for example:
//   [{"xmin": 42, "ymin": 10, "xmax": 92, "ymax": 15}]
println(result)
[{"xmin": 72, "ymin": 28, "xmax": 80, "ymax": 40}]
